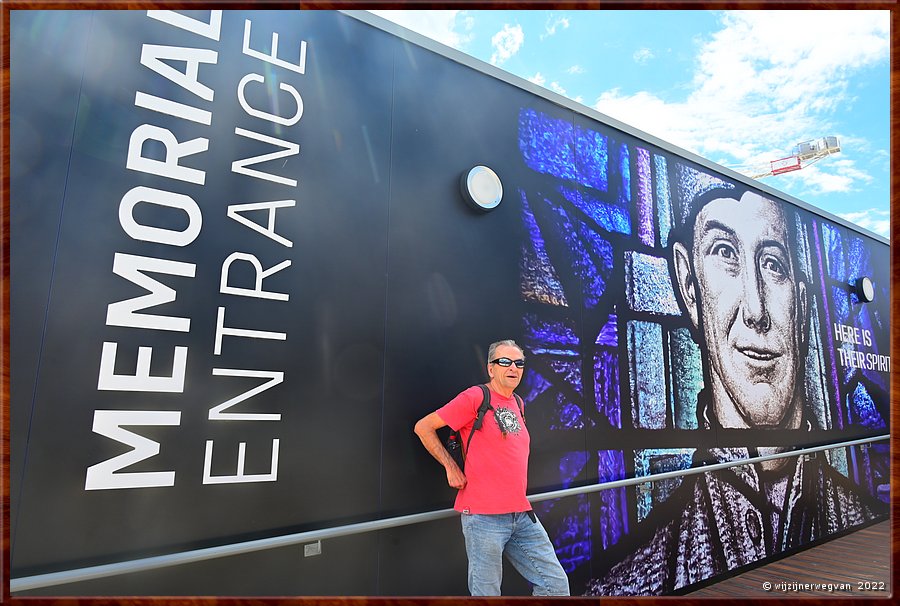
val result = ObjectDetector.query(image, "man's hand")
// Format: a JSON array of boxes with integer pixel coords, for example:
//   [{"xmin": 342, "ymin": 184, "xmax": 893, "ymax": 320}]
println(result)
[{"xmin": 446, "ymin": 462, "xmax": 467, "ymax": 490}]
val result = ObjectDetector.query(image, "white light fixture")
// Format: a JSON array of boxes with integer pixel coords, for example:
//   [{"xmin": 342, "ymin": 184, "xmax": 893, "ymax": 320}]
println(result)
[
  {"xmin": 461, "ymin": 165, "xmax": 503, "ymax": 211},
  {"xmin": 856, "ymin": 277, "xmax": 875, "ymax": 303}
]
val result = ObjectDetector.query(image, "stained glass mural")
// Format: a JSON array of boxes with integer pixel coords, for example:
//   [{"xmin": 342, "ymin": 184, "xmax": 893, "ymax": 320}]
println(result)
[{"xmin": 515, "ymin": 107, "xmax": 889, "ymax": 596}]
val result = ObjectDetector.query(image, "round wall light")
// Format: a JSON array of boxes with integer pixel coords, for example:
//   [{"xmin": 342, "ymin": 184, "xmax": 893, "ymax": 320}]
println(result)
[
  {"xmin": 855, "ymin": 276, "xmax": 875, "ymax": 303},
  {"xmin": 461, "ymin": 165, "xmax": 503, "ymax": 212}
]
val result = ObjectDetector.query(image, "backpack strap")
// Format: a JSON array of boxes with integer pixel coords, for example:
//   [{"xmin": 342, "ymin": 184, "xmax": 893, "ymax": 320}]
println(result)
[
  {"xmin": 463, "ymin": 384, "xmax": 493, "ymax": 460},
  {"xmin": 513, "ymin": 392, "xmax": 525, "ymax": 422}
]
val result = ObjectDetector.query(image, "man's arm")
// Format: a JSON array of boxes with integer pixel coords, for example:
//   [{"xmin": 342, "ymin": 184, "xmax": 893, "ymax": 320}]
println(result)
[{"xmin": 414, "ymin": 412, "xmax": 467, "ymax": 490}]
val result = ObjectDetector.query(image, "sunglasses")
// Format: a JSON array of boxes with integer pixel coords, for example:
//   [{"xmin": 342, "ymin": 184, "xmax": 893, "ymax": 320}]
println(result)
[{"xmin": 490, "ymin": 357, "xmax": 526, "ymax": 368}]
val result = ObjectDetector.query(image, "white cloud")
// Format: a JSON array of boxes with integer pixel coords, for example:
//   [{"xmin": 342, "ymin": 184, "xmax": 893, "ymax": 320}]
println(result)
[
  {"xmin": 838, "ymin": 208, "xmax": 889, "ymax": 238},
  {"xmin": 566, "ymin": 65, "xmax": 585, "ymax": 75},
  {"xmin": 369, "ymin": 10, "xmax": 472, "ymax": 49},
  {"xmin": 527, "ymin": 73, "xmax": 567, "ymax": 97},
  {"xmin": 541, "ymin": 15, "xmax": 570, "ymax": 40},
  {"xmin": 633, "ymin": 48, "xmax": 654, "ymax": 64},
  {"xmin": 491, "ymin": 24, "xmax": 524, "ymax": 65},
  {"xmin": 592, "ymin": 11, "xmax": 888, "ymax": 194},
  {"xmin": 528, "ymin": 72, "xmax": 546, "ymax": 86}
]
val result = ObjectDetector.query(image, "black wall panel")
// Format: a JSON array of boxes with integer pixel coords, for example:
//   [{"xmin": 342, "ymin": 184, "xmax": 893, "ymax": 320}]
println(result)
[{"xmin": 9, "ymin": 10, "xmax": 93, "ymax": 523}]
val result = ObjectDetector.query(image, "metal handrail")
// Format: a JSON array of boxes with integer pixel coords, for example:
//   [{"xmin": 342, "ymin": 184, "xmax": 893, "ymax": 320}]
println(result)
[{"xmin": 10, "ymin": 433, "xmax": 889, "ymax": 592}]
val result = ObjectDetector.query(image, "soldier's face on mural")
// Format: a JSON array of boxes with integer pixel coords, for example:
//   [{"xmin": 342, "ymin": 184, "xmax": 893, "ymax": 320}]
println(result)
[{"xmin": 674, "ymin": 192, "xmax": 808, "ymax": 429}]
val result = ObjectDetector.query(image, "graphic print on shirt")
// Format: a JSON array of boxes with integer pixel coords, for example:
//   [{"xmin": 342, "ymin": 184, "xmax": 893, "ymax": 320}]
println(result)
[{"xmin": 494, "ymin": 406, "xmax": 522, "ymax": 436}]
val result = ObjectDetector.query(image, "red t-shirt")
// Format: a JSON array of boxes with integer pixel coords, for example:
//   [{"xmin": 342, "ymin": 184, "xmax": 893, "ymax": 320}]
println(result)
[{"xmin": 437, "ymin": 385, "xmax": 531, "ymax": 514}]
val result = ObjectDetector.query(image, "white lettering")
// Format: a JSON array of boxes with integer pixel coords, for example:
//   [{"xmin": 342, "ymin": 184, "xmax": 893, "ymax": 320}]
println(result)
[
  {"xmin": 140, "ymin": 43, "xmax": 218, "ymax": 101},
  {"xmin": 202, "ymin": 438, "xmax": 279, "ymax": 484},
  {"xmin": 231, "ymin": 127, "xmax": 299, "ymax": 187},
  {"xmin": 107, "ymin": 252, "xmax": 196, "ymax": 331},
  {"xmin": 214, "ymin": 306, "xmax": 286, "ymax": 355},
  {"xmin": 135, "ymin": 91, "xmax": 212, "ymax": 126},
  {"xmin": 209, "ymin": 368, "xmax": 283, "ymax": 421},
  {"xmin": 119, "ymin": 186, "xmax": 202, "ymax": 246},
  {"xmin": 227, "ymin": 200, "xmax": 295, "ymax": 247},
  {"xmin": 85, "ymin": 410, "xmax": 182, "ymax": 490},
  {"xmin": 127, "ymin": 124, "xmax": 208, "ymax": 185},
  {"xmin": 242, "ymin": 19, "xmax": 307, "ymax": 75},
  {"xmin": 220, "ymin": 253, "xmax": 290, "ymax": 301},
  {"xmin": 237, "ymin": 73, "xmax": 304, "ymax": 126},
  {"xmin": 97, "ymin": 342, "xmax": 188, "ymax": 392}
]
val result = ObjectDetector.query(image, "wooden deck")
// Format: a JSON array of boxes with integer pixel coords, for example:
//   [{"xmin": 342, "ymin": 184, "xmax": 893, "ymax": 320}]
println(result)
[{"xmin": 686, "ymin": 520, "xmax": 892, "ymax": 597}]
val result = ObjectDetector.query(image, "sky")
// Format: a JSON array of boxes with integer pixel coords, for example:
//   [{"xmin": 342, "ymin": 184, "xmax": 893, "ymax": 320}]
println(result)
[{"xmin": 370, "ymin": 10, "xmax": 890, "ymax": 239}]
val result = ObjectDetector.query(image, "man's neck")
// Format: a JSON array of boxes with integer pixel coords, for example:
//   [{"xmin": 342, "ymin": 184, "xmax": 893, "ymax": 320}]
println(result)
[{"xmin": 488, "ymin": 380, "xmax": 515, "ymax": 399}]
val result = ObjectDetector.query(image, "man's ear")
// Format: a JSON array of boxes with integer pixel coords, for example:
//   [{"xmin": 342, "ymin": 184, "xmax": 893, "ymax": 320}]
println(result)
[{"xmin": 672, "ymin": 241, "xmax": 700, "ymax": 330}]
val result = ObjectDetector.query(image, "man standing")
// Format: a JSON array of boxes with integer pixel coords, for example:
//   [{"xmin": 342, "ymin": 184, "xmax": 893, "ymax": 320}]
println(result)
[{"xmin": 414, "ymin": 339, "xmax": 570, "ymax": 597}]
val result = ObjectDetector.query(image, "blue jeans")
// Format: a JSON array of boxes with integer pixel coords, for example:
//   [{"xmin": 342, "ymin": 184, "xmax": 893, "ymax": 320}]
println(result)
[{"xmin": 460, "ymin": 511, "xmax": 570, "ymax": 596}]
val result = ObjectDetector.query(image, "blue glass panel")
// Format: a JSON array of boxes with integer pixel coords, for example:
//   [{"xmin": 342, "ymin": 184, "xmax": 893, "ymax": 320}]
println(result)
[
  {"xmin": 655, "ymin": 154, "xmax": 673, "ymax": 247},
  {"xmin": 831, "ymin": 284, "xmax": 850, "ymax": 323},
  {"xmin": 545, "ymin": 202, "xmax": 607, "ymax": 308},
  {"xmin": 618, "ymin": 144, "xmax": 631, "ymax": 207},
  {"xmin": 627, "ymin": 321, "xmax": 666, "ymax": 429},
  {"xmin": 821, "ymin": 222, "xmax": 846, "ymax": 282},
  {"xmin": 669, "ymin": 327, "xmax": 703, "ymax": 430},
  {"xmin": 847, "ymin": 235, "xmax": 871, "ymax": 280},
  {"xmin": 523, "ymin": 313, "xmax": 580, "ymax": 349},
  {"xmin": 594, "ymin": 348, "xmax": 621, "ymax": 428},
  {"xmin": 541, "ymin": 495, "xmax": 591, "ymax": 573},
  {"xmin": 549, "ymin": 357, "xmax": 583, "ymax": 397},
  {"xmin": 556, "ymin": 400, "xmax": 585, "ymax": 430},
  {"xmin": 599, "ymin": 449, "xmax": 626, "ymax": 483},
  {"xmin": 521, "ymin": 366, "xmax": 553, "ymax": 406},
  {"xmin": 636, "ymin": 147, "xmax": 654, "ymax": 246},
  {"xmin": 518, "ymin": 109, "xmax": 575, "ymax": 181},
  {"xmin": 574, "ymin": 125, "xmax": 609, "ymax": 192},
  {"xmin": 547, "ymin": 357, "xmax": 585, "ymax": 430},
  {"xmin": 848, "ymin": 382, "xmax": 886, "ymax": 429},
  {"xmin": 559, "ymin": 186, "xmax": 631, "ymax": 235},
  {"xmin": 634, "ymin": 449, "xmax": 695, "ymax": 521},
  {"xmin": 828, "ymin": 446, "xmax": 849, "ymax": 477},
  {"xmin": 624, "ymin": 251, "xmax": 680, "ymax": 315},
  {"xmin": 597, "ymin": 450, "xmax": 628, "ymax": 548},
  {"xmin": 553, "ymin": 211, "xmax": 595, "ymax": 305},
  {"xmin": 518, "ymin": 109, "xmax": 609, "ymax": 192},
  {"xmin": 575, "ymin": 221, "xmax": 615, "ymax": 301},
  {"xmin": 520, "ymin": 190, "xmax": 569, "ymax": 306}
]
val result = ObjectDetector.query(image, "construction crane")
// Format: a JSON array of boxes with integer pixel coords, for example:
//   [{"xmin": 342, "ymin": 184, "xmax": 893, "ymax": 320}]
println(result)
[{"xmin": 741, "ymin": 136, "xmax": 841, "ymax": 180}]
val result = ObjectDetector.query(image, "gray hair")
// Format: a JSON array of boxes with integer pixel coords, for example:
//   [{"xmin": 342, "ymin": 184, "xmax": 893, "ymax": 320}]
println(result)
[{"xmin": 487, "ymin": 339, "xmax": 524, "ymax": 364}]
